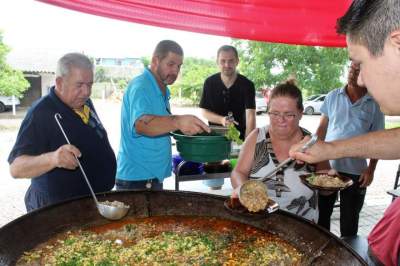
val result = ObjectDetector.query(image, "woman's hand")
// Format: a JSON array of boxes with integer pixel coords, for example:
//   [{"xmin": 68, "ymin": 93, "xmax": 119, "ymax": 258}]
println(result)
[{"xmin": 231, "ymin": 186, "xmax": 241, "ymax": 199}]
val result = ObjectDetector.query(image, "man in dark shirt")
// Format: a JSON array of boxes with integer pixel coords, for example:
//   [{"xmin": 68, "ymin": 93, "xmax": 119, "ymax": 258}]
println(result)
[
  {"xmin": 8, "ymin": 53, "xmax": 116, "ymax": 211},
  {"xmin": 199, "ymin": 45, "xmax": 256, "ymax": 189},
  {"xmin": 199, "ymin": 45, "xmax": 256, "ymax": 140}
]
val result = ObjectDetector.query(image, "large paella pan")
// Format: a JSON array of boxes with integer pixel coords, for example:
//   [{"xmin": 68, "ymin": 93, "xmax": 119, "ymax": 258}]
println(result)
[{"xmin": 0, "ymin": 190, "xmax": 366, "ymax": 265}]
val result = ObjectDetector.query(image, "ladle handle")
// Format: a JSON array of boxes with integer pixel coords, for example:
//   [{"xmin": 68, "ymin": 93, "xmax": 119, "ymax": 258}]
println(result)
[
  {"xmin": 257, "ymin": 157, "xmax": 293, "ymax": 182},
  {"xmin": 298, "ymin": 134, "xmax": 318, "ymax": 153},
  {"xmin": 256, "ymin": 134, "xmax": 318, "ymax": 182},
  {"xmin": 54, "ymin": 113, "xmax": 100, "ymax": 205}
]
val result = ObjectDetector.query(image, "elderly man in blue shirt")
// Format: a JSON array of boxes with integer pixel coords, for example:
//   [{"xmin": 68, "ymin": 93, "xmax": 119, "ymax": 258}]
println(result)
[
  {"xmin": 315, "ymin": 62, "xmax": 384, "ymax": 237},
  {"xmin": 8, "ymin": 53, "xmax": 116, "ymax": 211},
  {"xmin": 116, "ymin": 40, "xmax": 210, "ymax": 190}
]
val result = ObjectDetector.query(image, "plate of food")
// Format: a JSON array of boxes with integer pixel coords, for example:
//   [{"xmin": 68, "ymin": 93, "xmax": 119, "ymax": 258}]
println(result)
[
  {"xmin": 224, "ymin": 197, "xmax": 279, "ymax": 217},
  {"xmin": 299, "ymin": 173, "xmax": 353, "ymax": 191}
]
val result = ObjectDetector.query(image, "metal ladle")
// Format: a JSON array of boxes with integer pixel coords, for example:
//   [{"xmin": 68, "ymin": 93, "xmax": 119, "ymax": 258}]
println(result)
[
  {"xmin": 239, "ymin": 134, "xmax": 318, "ymax": 211},
  {"xmin": 54, "ymin": 113, "xmax": 129, "ymax": 220}
]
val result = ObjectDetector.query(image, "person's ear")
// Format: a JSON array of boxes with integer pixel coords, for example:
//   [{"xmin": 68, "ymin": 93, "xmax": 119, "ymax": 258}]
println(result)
[
  {"xmin": 55, "ymin": 77, "xmax": 63, "ymax": 90},
  {"xmin": 389, "ymin": 29, "xmax": 400, "ymax": 52},
  {"xmin": 151, "ymin": 55, "xmax": 159, "ymax": 67}
]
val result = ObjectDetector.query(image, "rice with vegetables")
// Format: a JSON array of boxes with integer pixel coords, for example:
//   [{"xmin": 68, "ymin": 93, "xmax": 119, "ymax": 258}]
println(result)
[{"xmin": 17, "ymin": 216, "xmax": 302, "ymax": 266}]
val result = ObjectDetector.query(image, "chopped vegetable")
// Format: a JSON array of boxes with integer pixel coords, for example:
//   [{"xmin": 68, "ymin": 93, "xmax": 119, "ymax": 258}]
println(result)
[
  {"xmin": 225, "ymin": 124, "xmax": 243, "ymax": 145},
  {"xmin": 17, "ymin": 216, "xmax": 302, "ymax": 265}
]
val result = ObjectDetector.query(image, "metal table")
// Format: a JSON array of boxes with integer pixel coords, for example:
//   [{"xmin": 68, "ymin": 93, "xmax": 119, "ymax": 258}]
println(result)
[{"xmin": 174, "ymin": 160, "xmax": 231, "ymax": 190}]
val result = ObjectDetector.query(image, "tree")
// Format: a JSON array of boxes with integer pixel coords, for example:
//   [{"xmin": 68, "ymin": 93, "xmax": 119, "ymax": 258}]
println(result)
[
  {"xmin": 94, "ymin": 66, "xmax": 107, "ymax": 82},
  {"xmin": 0, "ymin": 31, "xmax": 29, "ymax": 97},
  {"xmin": 233, "ymin": 40, "xmax": 348, "ymax": 96},
  {"xmin": 140, "ymin": 56, "xmax": 150, "ymax": 68},
  {"xmin": 170, "ymin": 57, "xmax": 217, "ymax": 104}
]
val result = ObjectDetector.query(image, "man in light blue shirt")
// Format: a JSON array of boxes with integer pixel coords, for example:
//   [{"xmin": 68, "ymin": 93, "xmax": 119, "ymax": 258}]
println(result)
[
  {"xmin": 316, "ymin": 62, "xmax": 384, "ymax": 237},
  {"xmin": 116, "ymin": 40, "xmax": 210, "ymax": 190}
]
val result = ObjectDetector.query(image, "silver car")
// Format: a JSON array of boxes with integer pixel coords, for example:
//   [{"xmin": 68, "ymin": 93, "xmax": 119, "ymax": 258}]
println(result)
[
  {"xmin": 0, "ymin": 95, "xmax": 20, "ymax": 112},
  {"xmin": 255, "ymin": 92, "xmax": 268, "ymax": 114},
  {"xmin": 303, "ymin": 94, "xmax": 326, "ymax": 115}
]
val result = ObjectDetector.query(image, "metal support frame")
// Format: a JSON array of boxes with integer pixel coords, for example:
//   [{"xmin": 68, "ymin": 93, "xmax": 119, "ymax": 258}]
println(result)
[{"xmin": 174, "ymin": 160, "xmax": 231, "ymax": 190}]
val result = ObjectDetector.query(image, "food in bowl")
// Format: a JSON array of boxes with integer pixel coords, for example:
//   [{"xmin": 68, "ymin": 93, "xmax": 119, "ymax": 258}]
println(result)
[
  {"xmin": 100, "ymin": 200, "xmax": 129, "ymax": 209},
  {"xmin": 239, "ymin": 180, "xmax": 269, "ymax": 212},
  {"xmin": 17, "ymin": 216, "xmax": 302, "ymax": 265},
  {"xmin": 306, "ymin": 173, "xmax": 348, "ymax": 188}
]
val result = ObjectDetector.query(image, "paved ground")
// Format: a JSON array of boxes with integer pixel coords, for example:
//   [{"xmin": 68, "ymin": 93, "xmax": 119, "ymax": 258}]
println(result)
[{"xmin": 0, "ymin": 100, "xmax": 397, "ymax": 239}]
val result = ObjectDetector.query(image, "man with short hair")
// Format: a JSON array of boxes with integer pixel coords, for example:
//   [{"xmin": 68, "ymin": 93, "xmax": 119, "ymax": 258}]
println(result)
[
  {"xmin": 199, "ymin": 45, "xmax": 256, "ymax": 190},
  {"xmin": 9, "ymin": 52, "xmax": 116, "ymax": 211},
  {"xmin": 289, "ymin": 1, "xmax": 400, "ymax": 265},
  {"xmin": 200, "ymin": 45, "xmax": 256, "ymax": 140},
  {"xmin": 116, "ymin": 40, "xmax": 209, "ymax": 190},
  {"xmin": 316, "ymin": 62, "xmax": 384, "ymax": 237}
]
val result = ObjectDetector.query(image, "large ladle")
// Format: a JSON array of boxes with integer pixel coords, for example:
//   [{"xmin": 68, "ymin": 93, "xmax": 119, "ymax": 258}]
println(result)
[
  {"xmin": 54, "ymin": 113, "xmax": 129, "ymax": 220},
  {"xmin": 239, "ymin": 134, "xmax": 318, "ymax": 212}
]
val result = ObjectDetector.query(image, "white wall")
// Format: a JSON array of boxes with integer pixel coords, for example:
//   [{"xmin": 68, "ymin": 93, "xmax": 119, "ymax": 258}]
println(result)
[{"xmin": 40, "ymin": 73, "xmax": 55, "ymax": 96}]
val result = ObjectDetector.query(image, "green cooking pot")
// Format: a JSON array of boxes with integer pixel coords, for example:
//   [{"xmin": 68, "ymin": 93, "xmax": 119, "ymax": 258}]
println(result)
[{"xmin": 171, "ymin": 131, "xmax": 231, "ymax": 163}]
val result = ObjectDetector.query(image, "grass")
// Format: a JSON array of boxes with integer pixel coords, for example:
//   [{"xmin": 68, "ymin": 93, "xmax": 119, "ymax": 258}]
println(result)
[{"xmin": 385, "ymin": 122, "xmax": 400, "ymax": 129}]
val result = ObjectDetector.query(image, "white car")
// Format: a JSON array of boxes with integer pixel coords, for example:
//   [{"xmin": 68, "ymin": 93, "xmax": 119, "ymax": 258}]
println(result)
[
  {"xmin": 0, "ymin": 95, "xmax": 20, "ymax": 113},
  {"xmin": 255, "ymin": 92, "xmax": 268, "ymax": 114},
  {"xmin": 303, "ymin": 94, "xmax": 326, "ymax": 115}
]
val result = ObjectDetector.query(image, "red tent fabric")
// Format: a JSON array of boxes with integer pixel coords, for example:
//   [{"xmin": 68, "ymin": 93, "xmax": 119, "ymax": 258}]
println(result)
[{"xmin": 37, "ymin": 0, "xmax": 351, "ymax": 47}]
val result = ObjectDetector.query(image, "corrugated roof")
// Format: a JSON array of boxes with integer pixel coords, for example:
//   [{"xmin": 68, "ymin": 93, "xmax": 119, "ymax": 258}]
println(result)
[{"xmin": 6, "ymin": 48, "xmax": 65, "ymax": 73}]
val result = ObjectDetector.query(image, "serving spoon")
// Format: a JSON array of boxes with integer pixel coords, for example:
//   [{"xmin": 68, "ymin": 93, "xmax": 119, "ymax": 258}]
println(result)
[
  {"xmin": 239, "ymin": 134, "xmax": 318, "ymax": 211},
  {"xmin": 54, "ymin": 113, "xmax": 129, "ymax": 220}
]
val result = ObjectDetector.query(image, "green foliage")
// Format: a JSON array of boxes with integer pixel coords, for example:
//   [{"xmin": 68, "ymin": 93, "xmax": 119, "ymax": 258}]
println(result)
[
  {"xmin": 233, "ymin": 40, "xmax": 348, "ymax": 96},
  {"xmin": 140, "ymin": 56, "xmax": 150, "ymax": 68},
  {"xmin": 170, "ymin": 57, "xmax": 217, "ymax": 105},
  {"xmin": 0, "ymin": 33, "xmax": 10, "ymax": 63},
  {"xmin": 0, "ymin": 66, "xmax": 30, "ymax": 97},
  {"xmin": 116, "ymin": 78, "xmax": 129, "ymax": 91},
  {"xmin": 95, "ymin": 66, "xmax": 107, "ymax": 82},
  {"xmin": 385, "ymin": 122, "xmax": 400, "ymax": 129},
  {"xmin": 225, "ymin": 124, "xmax": 243, "ymax": 145},
  {"xmin": 0, "ymin": 31, "xmax": 29, "ymax": 97}
]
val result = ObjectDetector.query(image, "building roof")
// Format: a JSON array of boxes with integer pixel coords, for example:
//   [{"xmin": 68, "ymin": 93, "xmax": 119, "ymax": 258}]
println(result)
[{"xmin": 6, "ymin": 48, "xmax": 63, "ymax": 73}]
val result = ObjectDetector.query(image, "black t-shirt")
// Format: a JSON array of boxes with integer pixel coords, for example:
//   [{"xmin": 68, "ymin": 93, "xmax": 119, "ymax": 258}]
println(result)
[
  {"xmin": 199, "ymin": 73, "xmax": 255, "ymax": 139},
  {"xmin": 8, "ymin": 87, "xmax": 116, "ymax": 211}
]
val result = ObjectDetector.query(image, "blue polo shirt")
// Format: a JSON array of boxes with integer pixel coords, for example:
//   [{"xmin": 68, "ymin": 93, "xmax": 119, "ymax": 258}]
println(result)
[
  {"xmin": 8, "ymin": 87, "xmax": 116, "ymax": 211},
  {"xmin": 321, "ymin": 87, "xmax": 384, "ymax": 175},
  {"xmin": 117, "ymin": 68, "xmax": 172, "ymax": 181}
]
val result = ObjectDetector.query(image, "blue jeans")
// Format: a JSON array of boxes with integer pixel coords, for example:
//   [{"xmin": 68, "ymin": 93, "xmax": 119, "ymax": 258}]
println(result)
[{"xmin": 115, "ymin": 178, "xmax": 163, "ymax": 191}]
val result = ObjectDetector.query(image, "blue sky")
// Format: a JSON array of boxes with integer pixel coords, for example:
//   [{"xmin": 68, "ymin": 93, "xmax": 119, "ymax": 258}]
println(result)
[{"xmin": 0, "ymin": 0, "xmax": 230, "ymax": 59}]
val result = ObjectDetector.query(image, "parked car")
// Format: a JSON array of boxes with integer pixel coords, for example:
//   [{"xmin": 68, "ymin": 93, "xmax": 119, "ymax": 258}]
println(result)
[
  {"xmin": 303, "ymin": 94, "xmax": 326, "ymax": 115},
  {"xmin": 0, "ymin": 95, "xmax": 20, "ymax": 112},
  {"xmin": 255, "ymin": 92, "xmax": 268, "ymax": 114},
  {"xmin": 305, "ymin": 94, "xmax": 322, "ymax": 101}
]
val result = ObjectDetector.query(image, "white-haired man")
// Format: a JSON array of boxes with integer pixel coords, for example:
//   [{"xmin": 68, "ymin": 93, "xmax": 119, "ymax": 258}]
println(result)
[{"xmin": 9, "ymin": 53, "xmax": 116, "ymax": 211}]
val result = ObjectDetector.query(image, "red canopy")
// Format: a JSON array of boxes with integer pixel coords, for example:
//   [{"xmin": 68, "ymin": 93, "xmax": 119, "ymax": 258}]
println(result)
[{"xmin": 37, "ymin": 0, "xmax": 351, "ymax": 47}]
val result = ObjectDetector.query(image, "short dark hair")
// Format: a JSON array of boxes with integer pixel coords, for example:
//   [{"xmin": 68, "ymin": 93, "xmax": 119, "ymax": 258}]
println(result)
[
  {"xmin": 337, "ymin": 0, "xmax": 400, "ymax": 56},
  {"xmin": 153, "ymin": 40, "xmax": 184, "ymax": 60},
  {"xmin": 217, "ymin": 45, "xmax": 238, "ymax": 59},
  {"xmin": 269, "ymin": 79, "xmax": 303, "ymax": 111}
]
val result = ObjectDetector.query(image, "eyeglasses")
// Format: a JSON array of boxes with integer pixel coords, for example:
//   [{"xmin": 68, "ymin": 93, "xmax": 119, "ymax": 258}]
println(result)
[{"xmin": 268, "ymin": 111, "xmax": 297, "ymax": 121}]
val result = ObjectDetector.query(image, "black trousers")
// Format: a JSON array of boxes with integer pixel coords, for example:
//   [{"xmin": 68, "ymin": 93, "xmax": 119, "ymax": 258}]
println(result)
[{"xmin": 318, "ymin": 172, "xmax": 366, "ymax": 237}]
